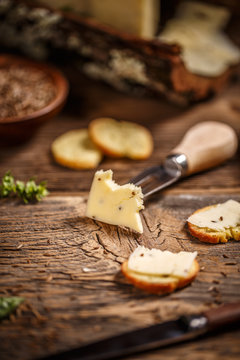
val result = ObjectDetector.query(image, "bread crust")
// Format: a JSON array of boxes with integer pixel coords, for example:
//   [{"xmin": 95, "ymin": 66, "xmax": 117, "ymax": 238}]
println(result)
[
  {"xmin": 89, "ymin": 117, "xmax": 153, "ymax": 160},
  {"xmin": 187, "ymin": 205, "xmax": 240, "ymax": 244},
  {"xmin": 51, "ymin": 129, "xmax": 103, "ymax": 170},
  {"xmin": 52, "ymin": 152, "xmax": 98, "ymax": 170},
  {"xmin": 121, "ymin": 259, "xmax": 199, "ymax": 295}
]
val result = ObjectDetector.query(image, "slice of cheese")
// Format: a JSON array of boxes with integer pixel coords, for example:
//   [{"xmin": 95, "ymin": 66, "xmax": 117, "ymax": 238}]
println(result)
[
  {"xmin": 159, "ymin": 1, "xmax": 240, "ymax": 77},
  {"xmin": 127, "ymin": 245, "xmax": 197, "ymax": 278},
  {"xmin": 188, "ymin": 199, "xmax": 240, "ymax": 231},
  {"xmin": 86, "ymin": 170, "xmax": 144, "ymax": 233}
]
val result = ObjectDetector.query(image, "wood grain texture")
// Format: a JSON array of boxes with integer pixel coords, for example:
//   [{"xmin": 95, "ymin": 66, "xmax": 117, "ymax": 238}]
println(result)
[{"xmin": 0, "ymin": 194, "xmax": 240, "ymax": 360}]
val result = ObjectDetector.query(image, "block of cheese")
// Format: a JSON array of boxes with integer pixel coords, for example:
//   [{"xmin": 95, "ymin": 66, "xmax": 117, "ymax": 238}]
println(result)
[
  {"xmin": 86, "ymin": 170, "xmax": 144, "ymax": 233},
  {"xmin": 188, "ymin": 200, "xmax": 240, "ymax": 243},
  {"xmin": 159, "ymin": 1, "xmax": 240, "ymax": 77},
  {"xmin": 121, "ymin": 246, "xmax": 199, "ymax": 294},
  {"xmin": 90, "ymin": 0, "xmax": 159, "ymax": 38},
  {"xmin": 39, "ymin": 0, "xmax": 159, "ymax": 38}
]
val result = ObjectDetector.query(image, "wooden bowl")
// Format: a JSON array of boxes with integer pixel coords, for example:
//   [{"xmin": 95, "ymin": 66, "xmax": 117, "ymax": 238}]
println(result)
[{"xmin": 0, "ymin": 54, "xmax": 69, "ymax": 145}]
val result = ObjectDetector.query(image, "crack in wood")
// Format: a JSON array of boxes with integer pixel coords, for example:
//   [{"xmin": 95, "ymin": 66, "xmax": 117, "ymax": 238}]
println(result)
[
  {"xmin": 156, "ymin": 222, "xmax": 162, "ymax": 238},
  {"xmin": 92, "ymin": 219, "xmax": 103, "ymax": 232},
  {"xmin": 173, "ymin": 236, "xmax": 188, "ymax": 251},
  {"xmin": 79, "ymin": 247, "xmax": 102, "ymax": 261},
  {"xmin": 132, "ymin": 233, "xmax": 141, "ymax": 247},
  {"xmin": 95, "ymin": 233, "xmax": 121, "ymax": 264},
  {"xmin": 142, "ymin": 212, "xmax": 151, "ymax": 233},
  {"xmin": 116, "ymin": 228, "xmax": 122, "ymax": 246},
  {"xmin": 157, "ymin": 237, "xmax": 166, "ymax": 246}
]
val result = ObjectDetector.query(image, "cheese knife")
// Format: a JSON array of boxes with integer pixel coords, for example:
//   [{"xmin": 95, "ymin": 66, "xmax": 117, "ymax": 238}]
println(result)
[
  {"xmin": 131, "ymin": 121, "xmax": 238, "ymax": 198},
  {"xmin": 40, "ymin": 302, "xmax": 240, "ymax": 360}
]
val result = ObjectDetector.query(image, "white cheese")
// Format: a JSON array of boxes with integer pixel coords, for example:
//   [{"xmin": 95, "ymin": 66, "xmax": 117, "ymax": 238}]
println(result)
[
  {"xmin": 158, "ymin": 1, "xmax": 240, "ymax": 77},
  {"xmin": 128, "ymin": 246, "xmax": 197, "ymax": 278},
  {"xmin": 86, "ymin": 170, "xmax": 144, "ymax": 233},
  {"xmin": 188, "ymin": 200, "xmax": 240, "ymax": 231}
]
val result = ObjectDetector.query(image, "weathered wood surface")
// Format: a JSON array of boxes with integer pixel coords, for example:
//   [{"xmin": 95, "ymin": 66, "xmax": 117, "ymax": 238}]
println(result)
[
  {"xmin": 0, "ymin": 71, "xmax": 240, "ymax": 360},
  {"xmin": 0, "ymin": 194, "xmax": 240, "ymax": 360}
]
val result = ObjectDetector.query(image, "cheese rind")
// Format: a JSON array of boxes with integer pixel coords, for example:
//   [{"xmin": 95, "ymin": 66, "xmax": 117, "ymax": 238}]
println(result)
[
  {"xmin": 86, "ymin": 170, "xmax": 144, "ymax": 233},
  {"xmin": 187, "ymin": 200, "xmax": 240, "ymax": 231},
  {"xmin": 127, "ymin": 246, "xmax": 197, "ymax": 278}
]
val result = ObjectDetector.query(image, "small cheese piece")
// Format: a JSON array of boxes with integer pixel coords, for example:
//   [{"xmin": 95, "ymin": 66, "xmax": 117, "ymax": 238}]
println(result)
[
  {"xmin": 86, "ymin": 170, "xmax": 144, "ymax": 233},
  {"xmin": 188, "ymin": 200, "xmax": 240, "ymax": 231},
  {"xmin": 128, "ymin": 246, "xmax": 197, "ymax": 278},
  {"xmin": 158, "ymin": 1, "xmax": 240, "ymax": 77}
]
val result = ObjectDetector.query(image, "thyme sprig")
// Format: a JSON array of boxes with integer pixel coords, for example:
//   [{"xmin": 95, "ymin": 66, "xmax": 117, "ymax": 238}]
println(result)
[
  {"xmin": 0, "ymin": 297, "xmax": 24, "ymax": 320},
  {"xmin": 0, "ymin": 171, "xmax": 49, "ymax": 203}
]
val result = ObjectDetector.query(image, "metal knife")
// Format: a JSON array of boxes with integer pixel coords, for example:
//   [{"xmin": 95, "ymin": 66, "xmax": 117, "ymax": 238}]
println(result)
[
  {"xmin": 131, "ymin": 121, "xmax": 238, "ymax": 198},
  {"xmin": 39, "ymin": 302, "xmax": 240, "ymax": 360}
]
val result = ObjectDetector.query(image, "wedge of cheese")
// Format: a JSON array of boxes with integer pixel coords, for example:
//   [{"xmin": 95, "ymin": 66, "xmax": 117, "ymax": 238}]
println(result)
[{"xmin": 86, "ymin": 170, "xmax": 144, "ymax": 233}]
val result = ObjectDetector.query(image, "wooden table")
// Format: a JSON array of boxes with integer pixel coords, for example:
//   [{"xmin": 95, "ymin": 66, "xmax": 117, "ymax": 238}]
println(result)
[{"xmin": 0, "ymin": 69, "xmax": 240, "ymax": 360}]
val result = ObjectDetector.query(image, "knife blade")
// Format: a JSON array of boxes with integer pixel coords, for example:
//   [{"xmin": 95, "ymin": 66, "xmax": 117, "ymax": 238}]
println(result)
[{"xmin": 39, "ymin": 302, "xmax": 240, "ymax": 360}]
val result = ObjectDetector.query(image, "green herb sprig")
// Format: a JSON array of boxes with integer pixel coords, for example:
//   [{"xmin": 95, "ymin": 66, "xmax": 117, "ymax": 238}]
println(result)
[
  {"xmin": 0, "ymin": 171, "xmax": 49, "ymax": 203},
  {"xmin": 0, "ymin": 297, "xmax": 24, "ymax": 320}
]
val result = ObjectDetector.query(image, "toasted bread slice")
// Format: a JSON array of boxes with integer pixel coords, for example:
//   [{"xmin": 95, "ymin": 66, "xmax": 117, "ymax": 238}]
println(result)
[
  {"xmin": 188, "ymin": 202, "xmax": 240, "ymax": 244},
  {"xmin": 121, "ymin": 247, "xmax": 199, "ymax": 295},
  {"xmin": 51, "ymin": 129, "xmax": 103, "ymax": 170},
  {"xmin": 89, "ymin": 117, "xmax": 153, "ymax": 159}
]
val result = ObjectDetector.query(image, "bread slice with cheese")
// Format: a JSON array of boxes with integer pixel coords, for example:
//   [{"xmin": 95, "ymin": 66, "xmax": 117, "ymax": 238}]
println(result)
[
  {"xmin": 51, "ymin": 129, "xmax": 103, "ymax": 170},
  {"xmin": 121, "ymin": 246, "xmax": 199, "ymax": 294},
  {"xmin": 89, "ymin": 117, "xmax": 153, "ymax": 160},
  {"xmin": 187, "ymin": 200, "xmax": 240, "ymax": 244},
  {"xmin": 86, "ymin": 169, "xmax": 144, "ymax": 233}
]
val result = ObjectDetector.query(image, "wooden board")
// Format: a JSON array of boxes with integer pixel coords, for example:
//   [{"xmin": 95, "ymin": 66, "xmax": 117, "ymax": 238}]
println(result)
[{"xmin": 0, "ymin": 193, "xmax": 240, "ymax": 360}]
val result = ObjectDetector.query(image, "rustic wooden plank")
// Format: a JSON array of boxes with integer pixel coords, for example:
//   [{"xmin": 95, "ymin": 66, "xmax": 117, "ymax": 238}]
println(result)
[{"xmin": 0, "ymin": 193, "xmax": 239, "ymax": 359}]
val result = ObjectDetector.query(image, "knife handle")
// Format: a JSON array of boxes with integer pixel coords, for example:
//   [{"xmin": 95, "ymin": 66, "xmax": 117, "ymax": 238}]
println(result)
[
  {"xmin": 204, "ymin": 302, "xmax": 240, "ymax": 330},
  {"xmin": 171, "ymin": 121, "xmax": 238, "ymax": 176}
]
